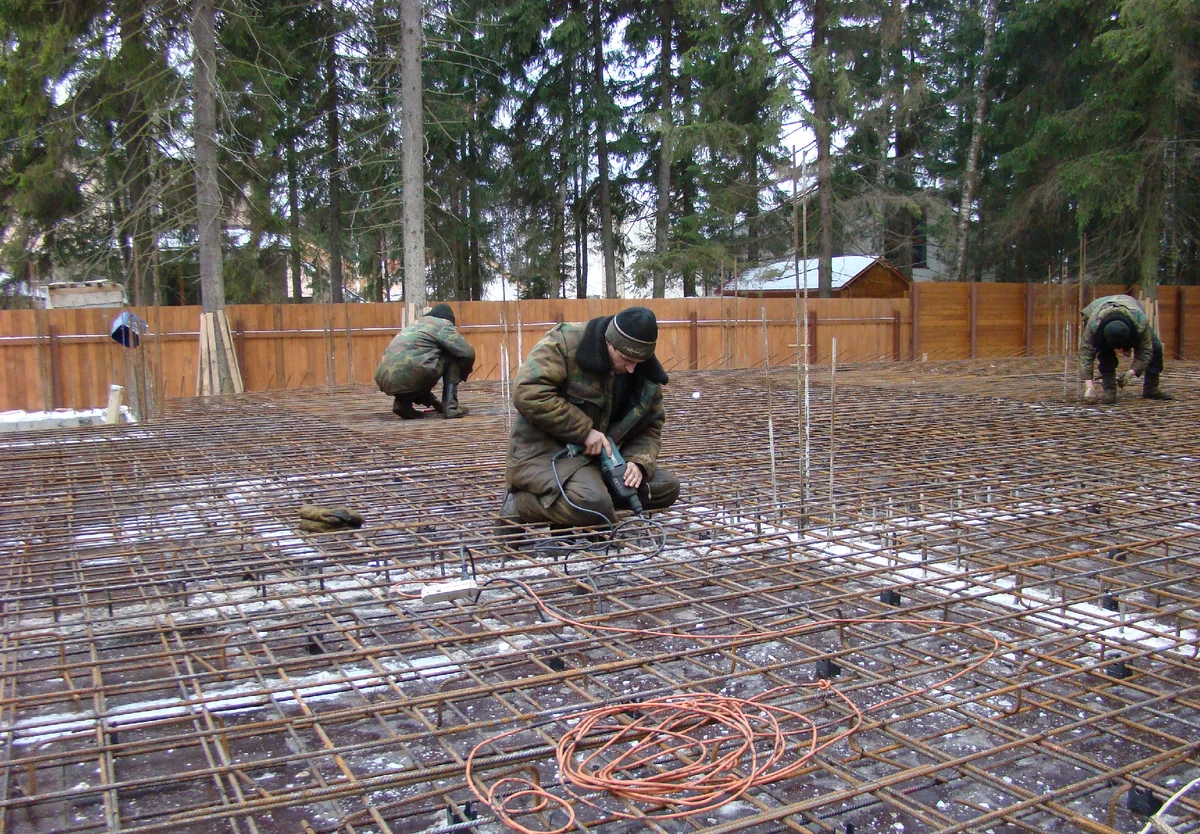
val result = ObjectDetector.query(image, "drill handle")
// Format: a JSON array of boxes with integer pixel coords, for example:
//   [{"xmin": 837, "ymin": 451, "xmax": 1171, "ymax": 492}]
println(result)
[{"xmin": 565, "ymin": 434, "xmax": 620, "ymax": 462}]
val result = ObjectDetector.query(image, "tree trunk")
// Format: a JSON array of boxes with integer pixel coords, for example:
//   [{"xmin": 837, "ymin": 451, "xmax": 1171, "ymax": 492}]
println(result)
[
  {"xmin": 192, "ymin": 0, "xmax": 237, "ymax": 394},
  {"xmin": 746, "ymin": 138, "xmax": 760, "ymax": 264},
  {"xmin": 682, "ymin": 165, "xmax": 697, "ymax": 296},
  {"xmin": 400, "ymin": 0, "xmax": 427, "ymax": 309},
  {"xmin": 953, "ymin": 0, "xmax": 998, "ymax": 282},
  {"xmin": 324, "ymin": 0, "xmax": 344, "ymax": 303},
  {"xmin": 467, "ymin": 85, "xmax": 482, "ymax": 300},
  {"xmin": 877, "ymin": 0, "xmax": 903, "ymax": 259},
  {"xmin": 1140, "ymin": 150, "xmax": 1163, "ymax": 299},
  {"xmin": 592, "ymin": 0, "xmax": 617, "ymax": 298},
  {"xmin": 679, "ymin": 52, "xmax": 696, "ymax": 297},
  {"xmin": 193, "ymin": 0, "xmax": 224, "ymax": 315},
  {"xmin": 552, "ymin": 129, "xmax": 567, "ymax": 299},
  {"xmin": 285, "ymin": 120, "xmax": 303, "ymax": 301},
  {"xmin": 653, "ymin": 0, "xmax": 671, "ymax": 298},
  {"xmin": 812, "ymin": 0, "xmax": 834, "ymax": 298},
  {"xmin": 575, "ymin": 161, "xmax": 588, "ymax": 298},
  {"xmin": 119, "ymin": 5, "xmax": 155, "ymax": 307}
]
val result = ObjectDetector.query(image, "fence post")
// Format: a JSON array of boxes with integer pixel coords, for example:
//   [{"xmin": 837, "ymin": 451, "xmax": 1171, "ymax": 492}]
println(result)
[
  {"xmin": 689, "ymin": 312, "xmax": 698, "ymax": 370},
  {"xmin": 1024, "ymin": 284, "xmax": 1034, "ymax": 356},
  {"xmin": 969, "ymin": 283, "xmax": 978, "ymax": 359},
  {"xmin": 48, "ymin": 321, "xmax": 63, "ymax": 409},
  {"xmin": 892, "ymin": 310, "xmax": 901, "ymax": 361},
  {"xmin": 34, "ymin": 307, "xmax": 55, "ymax": 410},
  {"xmin": 808, "ymin": 310, "xmax": 818, "ymax": 364},
  {"xmin": 273, "ymin": 304, "xmax": 285, "ymax": 388},
  {"xmin": 910, "ymin": 283, "xmax": 920, "ymax": 360}
]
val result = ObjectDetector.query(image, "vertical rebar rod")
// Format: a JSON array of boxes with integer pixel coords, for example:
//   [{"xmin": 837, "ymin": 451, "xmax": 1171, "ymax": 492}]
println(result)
[
  {"xmin": 801, "ymin": 153, "xmax": 812, "ymax": 515},
  {"xmin": 1063, "ymin": 323, "xmax": 1070, "ymax": 398},
  {"xmin": 830, "ymin": 336, "xmax": 837, "ymax": 522},
  {"xmin": 762, "ymin": 307, "xmax": 779, "ymax": 517}
]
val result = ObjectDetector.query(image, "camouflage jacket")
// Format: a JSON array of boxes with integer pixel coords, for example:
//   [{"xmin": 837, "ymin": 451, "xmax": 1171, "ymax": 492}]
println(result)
[
  {"xmin": 506, "ymin": 317, "xmax": 669, "ymax": 504},
  {"xmin": 1078, "ymin": 295, "xmax": 1154, "ymax": 381},
  {"xmin": 374, "ymin": 315, "xmax": 475, "ymax": 396}
]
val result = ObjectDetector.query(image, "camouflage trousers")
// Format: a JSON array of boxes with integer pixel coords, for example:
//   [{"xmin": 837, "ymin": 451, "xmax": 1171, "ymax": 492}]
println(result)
[
  {"xmin": 375, "ymin": 352, "xmax": 470, "ymax": 397},
  {"xmin": 508, "ymin": 462, "xmax": 680, "ymax": 527}
]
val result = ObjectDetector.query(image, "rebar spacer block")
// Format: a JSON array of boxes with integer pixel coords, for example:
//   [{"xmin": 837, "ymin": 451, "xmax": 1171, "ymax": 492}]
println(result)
[
  {"xmin": 1127, "ymin": 786, "xmax": 1163, "ymax": 816},
  {"xmin": 446, "ymin": 800, "xmax": 477, "ymax": 824},
  {"xmin": 1105, "ymin": 655, "xmax": 1132, "ymax": 679},
  {"xmin": 880, "ymin": 589, "xmax": 902, "ymax": 607},
  {"xmin": 816, "ymin": 658, "xmax": 841, "ymax": 680}
]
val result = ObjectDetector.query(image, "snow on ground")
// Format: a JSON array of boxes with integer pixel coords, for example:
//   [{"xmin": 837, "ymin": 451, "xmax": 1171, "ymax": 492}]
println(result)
[
  {"xmin": 680, "ymin": 502, "xmax": 1200, "ymax": 660},
  {"xmin": 1, "ymin": 652, "xmax": 473, "ymax": 748},
  {"xmin": 0, "ymin": 406, "xmax": 135, "ymax": 433}
]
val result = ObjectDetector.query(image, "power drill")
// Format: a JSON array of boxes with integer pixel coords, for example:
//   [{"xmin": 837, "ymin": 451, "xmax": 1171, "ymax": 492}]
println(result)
[{"xmin": 565, "ymin": 437, "xmax": 644, "ymax": 515}]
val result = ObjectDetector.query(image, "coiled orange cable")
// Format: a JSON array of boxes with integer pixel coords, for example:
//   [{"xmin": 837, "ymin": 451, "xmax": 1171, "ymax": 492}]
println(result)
[{"xmin": 464, "ymin": 577, "xmax": 1000, "ymax": 833}]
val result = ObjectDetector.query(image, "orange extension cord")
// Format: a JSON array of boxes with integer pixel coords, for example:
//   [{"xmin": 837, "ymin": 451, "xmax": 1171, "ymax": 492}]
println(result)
[{"xmin": 457, "ymin": 576, "xmax": 1001, "ymax": 833}]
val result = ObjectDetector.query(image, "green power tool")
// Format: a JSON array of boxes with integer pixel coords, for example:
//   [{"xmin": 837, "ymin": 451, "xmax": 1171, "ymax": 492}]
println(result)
[{"xmin": 565, "ymin": 437, "xmax": 644, "ymax": 515}]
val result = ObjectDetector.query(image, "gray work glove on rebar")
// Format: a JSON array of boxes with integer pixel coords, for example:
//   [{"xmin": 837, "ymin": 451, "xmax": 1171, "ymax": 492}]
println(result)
[{"xmin": 299, "ymin": 504, "xmax": 365, "ymax": 533}]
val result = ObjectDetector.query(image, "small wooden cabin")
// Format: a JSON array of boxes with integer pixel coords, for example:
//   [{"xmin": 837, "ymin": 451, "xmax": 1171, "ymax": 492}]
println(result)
[{"xmin": 722, "ymin": 255, "xmax": 912, "ymax": 299}]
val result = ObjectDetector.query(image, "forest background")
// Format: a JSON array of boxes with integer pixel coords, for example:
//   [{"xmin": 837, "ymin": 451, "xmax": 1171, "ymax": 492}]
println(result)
[{"xmin": 0, "ymin": 0, "xmax": 1197, "ymax": 311}]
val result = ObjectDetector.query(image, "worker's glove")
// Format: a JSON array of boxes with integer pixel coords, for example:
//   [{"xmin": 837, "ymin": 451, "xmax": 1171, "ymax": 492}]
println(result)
[
  {"xmin": 300, "ymin": 504, "xmax": 365, "ymax": 533},
  {"xmin": 1117, "ymin": 370, "xmax": 1131, "ymax": 388},
  {"xmin": 1083, "ymin": 380, "xmax": 1099, "ymax": 403}
]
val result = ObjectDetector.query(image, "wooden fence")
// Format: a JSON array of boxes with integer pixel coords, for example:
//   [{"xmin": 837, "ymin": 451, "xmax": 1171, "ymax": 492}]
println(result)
[{"xmin": 2, "ymin": 284, "xmax": 1198, "ymax": 412}]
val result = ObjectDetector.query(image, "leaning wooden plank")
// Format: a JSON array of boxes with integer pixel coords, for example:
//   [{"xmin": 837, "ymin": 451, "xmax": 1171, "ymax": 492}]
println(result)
[{"xmin": 216, "ymin": 309, "xmax": 245, "ymax": 393}]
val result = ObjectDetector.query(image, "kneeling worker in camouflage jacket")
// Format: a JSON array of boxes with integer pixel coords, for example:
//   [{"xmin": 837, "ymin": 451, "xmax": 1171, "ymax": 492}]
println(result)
[
  {"xmin": 500, "ymin": 306, "xmax": 681, "ymax": 528},
  {"xmin": 1079, "ymin": 294, "xmax": 1173, "ymax": 404},
  {"xmin": 374, "ymin": 303, "xmax": 476, "ymax": 419}
]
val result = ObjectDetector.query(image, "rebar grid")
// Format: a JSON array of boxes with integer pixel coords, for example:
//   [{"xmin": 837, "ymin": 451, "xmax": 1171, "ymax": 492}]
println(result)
[{"xmin": 2, "ymin": 359, "xmax": 1199, "ymax": 834}]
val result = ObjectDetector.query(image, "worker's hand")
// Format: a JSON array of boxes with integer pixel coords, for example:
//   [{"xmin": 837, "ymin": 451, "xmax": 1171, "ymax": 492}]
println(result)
[
  {"xmin": 624, "ymin": 462, "xmax": 644, "ymax": 489},
  {"xmin": 583, "ymin": 429, "xmax": 611, "ymax": 457},
  {"xmin": 1117, "ymin": 370, "xmax": 1131, "ymax": 388},
  {"xmin": 1083, "ymin": 380, "xmax": 1098, "ymax": 403}
]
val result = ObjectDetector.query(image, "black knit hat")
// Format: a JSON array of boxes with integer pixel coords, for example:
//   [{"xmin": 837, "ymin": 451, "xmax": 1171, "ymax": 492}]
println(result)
[
  {"xmin": 605, "ymin": 306, "xmax": 658, "ymax": 360},
  {"xmin": 1100, "ymin": 315, "xmax": 1134, "ymax": 348},
  {"xmin": 428, "ymin": 303, "xmax": 455, "ymax": 324}
]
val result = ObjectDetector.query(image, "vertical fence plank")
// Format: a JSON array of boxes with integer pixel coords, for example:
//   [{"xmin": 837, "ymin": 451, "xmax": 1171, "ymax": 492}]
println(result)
[
  {"xmin": 911, "ymin": 283, "xmax": 921, "ymax": 360},
  {"xmin": 1024, "ymin": 284, "xmax": 1034, "ymax": 356},
  {"xmin": 689, "ymin": 312, "xmax": 698, "ymax": 370},
  {"xmin": 1177, "ymin": 286, "xmax": 1186, "ymax": 361},
  {"xmin": 969, "ymin": 283, "xmax": 978, "ymax": 359}
]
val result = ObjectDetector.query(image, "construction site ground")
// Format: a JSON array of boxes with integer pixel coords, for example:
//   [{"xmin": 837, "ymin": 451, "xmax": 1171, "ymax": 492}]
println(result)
[{"xmin": 2, "ymin": 358, "xmax": 1198, "ymax": 834}]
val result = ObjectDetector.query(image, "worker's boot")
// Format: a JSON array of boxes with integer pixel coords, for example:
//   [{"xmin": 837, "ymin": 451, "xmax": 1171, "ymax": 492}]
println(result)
[
  {"xmin": 416, "ymin": 390, "xmax": 444, "ymax": 414},
  {"xmin": 392, "ymin": 396, "xmax": 423, "ymax": 419},
  {"xmin": 442, "ymin": 378, "xmax": 469, "ymax": 418},
  {"xmin": 1142, "ymin": 374, "xmax": 1175, "ymax": 401},
  {"xmin": 494, "ymin": 491, "xmax": 526, "ymax": 538},
  {"xmin": 1100, "ymin": 372, "xmax": 1118, "ymax": 405}
]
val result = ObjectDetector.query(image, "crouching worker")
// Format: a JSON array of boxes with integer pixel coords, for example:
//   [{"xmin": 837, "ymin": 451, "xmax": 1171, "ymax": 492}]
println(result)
[
  {"xmin": 1079, "ymin": 294, "xmax": 1173, "ymax": 404},
  {"xmin": 499, "ymin": 306, "xmax": 681, "ymax": 528},
  {"xmin": 374, "ymin": 303, "xmax": 475, "ymax": 419}
]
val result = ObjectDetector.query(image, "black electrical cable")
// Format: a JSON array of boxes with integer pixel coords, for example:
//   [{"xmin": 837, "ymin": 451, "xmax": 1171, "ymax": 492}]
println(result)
[{"xmin": 545, "ymin": 448, "xmax": 668, "ymax": 565}]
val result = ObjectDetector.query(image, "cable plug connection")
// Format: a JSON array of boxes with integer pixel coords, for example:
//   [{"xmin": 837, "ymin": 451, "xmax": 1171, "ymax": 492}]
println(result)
[{"xmin": 420, "ymin": 579, "xmax": 480, "ymax": 604}]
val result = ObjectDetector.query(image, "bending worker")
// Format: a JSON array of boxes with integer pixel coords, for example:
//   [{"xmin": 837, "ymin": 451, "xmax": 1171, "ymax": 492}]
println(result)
[
  {"xmin": 374, "ymin": 303, "xmax": 474, "ymax": 419},
  {"xmin": 500, "ymin": 306, "xmax": 681, "ymax": 527},
  {"xmin": 1079, "ymin": 294, "xmax": 1173, "ymax": 404}
]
